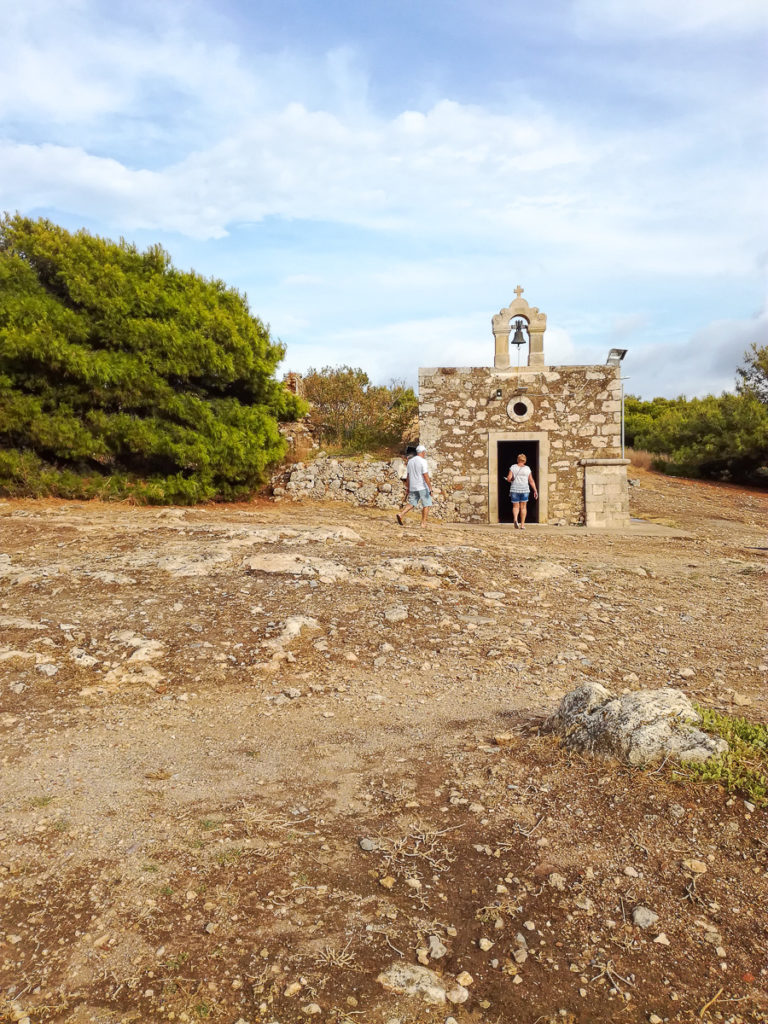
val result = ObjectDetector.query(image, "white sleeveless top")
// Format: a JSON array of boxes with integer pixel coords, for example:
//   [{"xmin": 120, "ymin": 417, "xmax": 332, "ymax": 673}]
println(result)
[{"xmin": 509, "ymin": 464, "xmax": 532, "ymax": 492}]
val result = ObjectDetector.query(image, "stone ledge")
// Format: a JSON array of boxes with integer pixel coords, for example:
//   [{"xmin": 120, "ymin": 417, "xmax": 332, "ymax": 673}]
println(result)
[{"xmin": 580, "ymin": 458, "xmax": 631, "ymax": 466}]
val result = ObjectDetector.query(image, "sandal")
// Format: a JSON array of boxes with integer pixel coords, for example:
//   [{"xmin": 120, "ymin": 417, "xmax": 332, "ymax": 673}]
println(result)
[{"xmin": 396, "ymin": 514, "xmax": 404, "ymax": 526}]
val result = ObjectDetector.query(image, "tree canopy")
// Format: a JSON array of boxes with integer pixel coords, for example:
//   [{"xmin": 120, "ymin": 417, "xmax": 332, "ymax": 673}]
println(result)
[
  {"xmin": 0, "ymin": 214, "xmax": 304, "ymax": 503},
  {"xmin": 625, "ymin": 344, "xmax": 768, "ymax": 485},
  {"xmin": 736, "ymin": 342, "xmax": 768, "ymax": 405},
  {"xmin": 301, "ymin": 365, "xmax": 418, "ymax": 451}
]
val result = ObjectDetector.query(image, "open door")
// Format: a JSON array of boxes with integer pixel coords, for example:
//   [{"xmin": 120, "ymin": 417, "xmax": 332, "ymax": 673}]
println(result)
[{"xmin": 497, "ymin": 440, "xmax": 540, "ymax": 524}]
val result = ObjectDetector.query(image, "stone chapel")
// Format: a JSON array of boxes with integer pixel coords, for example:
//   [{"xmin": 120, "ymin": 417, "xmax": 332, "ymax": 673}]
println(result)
[{"xmin": 418, "ymin": 288, "xmax": 630, "ymax": 527}]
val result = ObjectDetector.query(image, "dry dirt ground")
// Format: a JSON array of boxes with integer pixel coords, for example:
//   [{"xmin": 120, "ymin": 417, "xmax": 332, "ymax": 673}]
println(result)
[{"xmin": 1, "ymin": 468, "xmax": 766, "ymax": 1024}]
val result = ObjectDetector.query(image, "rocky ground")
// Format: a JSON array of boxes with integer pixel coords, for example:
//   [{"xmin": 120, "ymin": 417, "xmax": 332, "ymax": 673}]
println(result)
[{"xmin": 0, "ymin": 468, "xmax": 766, "ymax": 1024}]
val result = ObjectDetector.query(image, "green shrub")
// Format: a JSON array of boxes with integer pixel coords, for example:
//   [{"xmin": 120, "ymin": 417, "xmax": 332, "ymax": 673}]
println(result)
[
  {"xmin": 675, "ymin": 706, "xmax": 768, "ymax": 807},
  {"xmin": 0, "ymin": 214, "xmax": 305, "ymax": 503}
]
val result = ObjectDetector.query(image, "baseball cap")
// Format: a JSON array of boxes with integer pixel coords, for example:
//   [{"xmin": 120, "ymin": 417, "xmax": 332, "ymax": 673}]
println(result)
[{"xmin": 416, "ymin": 444, "xmax": 426, "ymax": 452}]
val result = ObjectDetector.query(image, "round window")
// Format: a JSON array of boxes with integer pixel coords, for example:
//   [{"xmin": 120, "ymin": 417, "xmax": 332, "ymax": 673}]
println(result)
[{"xmin": 506, "ymin": 395, "xmax": 534, "ymax": 423}]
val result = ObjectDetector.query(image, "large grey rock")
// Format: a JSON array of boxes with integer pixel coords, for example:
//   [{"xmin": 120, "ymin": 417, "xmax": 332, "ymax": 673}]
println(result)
[{"xmin": 546, "ymin": 683, "xmax": 728, "ymax": 765}]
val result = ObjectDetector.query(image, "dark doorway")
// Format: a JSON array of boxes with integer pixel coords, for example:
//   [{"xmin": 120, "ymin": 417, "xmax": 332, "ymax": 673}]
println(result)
[{"xmin": 497, "ymin": 440, "xmax": 540, "ymax": 524}]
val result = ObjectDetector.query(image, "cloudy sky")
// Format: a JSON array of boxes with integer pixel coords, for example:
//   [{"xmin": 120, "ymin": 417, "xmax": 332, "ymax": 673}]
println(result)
[{"xmin": 2, "ymin": 0, "xmax": 767, "ymax": 398}]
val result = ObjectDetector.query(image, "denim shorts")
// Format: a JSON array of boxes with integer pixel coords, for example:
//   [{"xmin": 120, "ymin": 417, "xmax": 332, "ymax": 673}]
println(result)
[
  {"xmin": 509, "ymin": 491, "xmax": 530, "ymax": 503},
  {"xmin": 408, "ymin": 488, "xmax": 433, "ymax": 507}
]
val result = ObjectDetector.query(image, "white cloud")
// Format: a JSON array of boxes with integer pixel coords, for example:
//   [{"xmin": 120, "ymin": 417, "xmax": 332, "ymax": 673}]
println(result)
[
  {"xmin": 571, "ymin": 0, "xmax": 768, "ymax": 37},
  {"xmin": 1, "ymin": 0, "xmax": 764, "ymax": 402},
  {"xmin": 1, "ymin": 92, "xmax": 762, "ymax": 280},
  {"xmin": 621, "ymin": 312, "xmax": 768, "ymax": 399}
]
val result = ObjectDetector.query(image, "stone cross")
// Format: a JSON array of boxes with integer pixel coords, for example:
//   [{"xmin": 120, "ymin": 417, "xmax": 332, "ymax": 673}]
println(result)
[{"xmin": 514, "ymin": 285, "xmax": 524, "ymax": 299}]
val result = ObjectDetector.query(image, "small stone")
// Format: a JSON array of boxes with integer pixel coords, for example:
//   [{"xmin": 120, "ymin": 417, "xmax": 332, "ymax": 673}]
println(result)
[
  {"xmin": 35, "ymin": 663, "xmax": 58, "ymax": 677},
  {"xmin": 678, "ymin": 667, "xmax": 695, "ymax": 678},
  {"xmin": 744, "ymin": 800, "xmax": 756, "ymax": 813},
  {"xmin": 417, "ymin": 947, "xmax": 430, "ymax": 965},
  {"xmin": 649, "ymin": 1015, "xmax": 663, "ymax": 1024},
  {"xmin": 479, "ymin": 938, "xmax": 493, "ymax": 951},
  {"xmin": 359, "ymin": 838, "xmax": 378, "ymax": 852},
  {"xmin": 494, "ymin": 733, "xmax": 515, "ymax": 747},
  {"xmin": 654, "ymin": 932, "xmax": 670, "ymax": 945},
  {"xmin": 513, "ymin": 948, "xmax": 528, "ymax": 964},
  {"xmin": 284, "ymin": 981, "xmax": 302, "ymax": 997},
  {"xmin": 682, "ymin": 859, "xmax": 707, "ymax": 874},
  {"xmin": 384, "ymin": 606, "xmax": 408, "ymax": 623},
  {"xmin": 455, "ymin": 971, "xmax": 473, "ymax": 986},
  {"xmin": 715, "ymin": 946, "xmax": 726, "ymax": 958},
  {"xmin": 446, "ymin": 985, "xmax": 469, "ymax": 1005},
  {"xmin": 632, "ymin": 906, "xmax": 659, "ymax": 929},
  {"xmin": 523, "ymin": 920, "xmax": 536, "ymax": 931},
  {"xmin": 302, "ymin": 1003, "xmax": 322, "ymax": 1015},
  {"xmin": 377, "ymin": 962, "xmax": 448, "ymax": 1005},
  {"xmin": 429, "ymin": 935, "xmax": 447, "ymax": 959},
  {"xmin": 204, "ymin": 922, "xmax": 215, "ymax": 934},
  {"xmin": 405, "ymin": 877, "xmax": 422, "ymax": 889},
  {"xmin": 512, "ymin": 974, "xmax": 523, "ymax": 985},
  {"xmin": 548, "ymin": 872, "xmax": 567, "ymax": 890},
  {"xmin": 379, "ymin": 875, "xmax": 396, "ymax": 889},
  {"xmin": 624, "ymin": 865, "xmax": 639, "ymax": 878},
  {"xmin": 468, "ymin": 802, "xmax": 485, "ymax": 813}
]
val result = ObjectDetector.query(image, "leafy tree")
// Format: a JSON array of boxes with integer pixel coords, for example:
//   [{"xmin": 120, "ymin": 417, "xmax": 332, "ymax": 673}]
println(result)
[
  {"xmin": 736, "ymin": 342, "xmax": 768, "ymax": 405},
  {"xmin": 624, "ymin": 395, "xmax": 689, "ymax": 449},
  {"xmin": 301, "ymin": 365, "xmax": 417, "ymax": 451},
  {"xmin": 0, "ymin": 214, "xmax": 304, "ymax": 503},
  {"xmin": 628, "ymin": 392, "xmax": 768, "ymax": 485}
]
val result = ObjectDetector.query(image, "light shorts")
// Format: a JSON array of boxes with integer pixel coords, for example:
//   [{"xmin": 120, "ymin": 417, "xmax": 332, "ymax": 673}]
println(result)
[
  {"xmin": 408, "ymin": 488, "xmax": 433, "ymax": 508},
  {"xmin": 509, "ymin": 491, "xmax": 530, "ymax": 503}
]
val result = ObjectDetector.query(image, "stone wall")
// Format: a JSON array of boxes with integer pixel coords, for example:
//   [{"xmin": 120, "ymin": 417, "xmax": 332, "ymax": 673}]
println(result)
[
  {"xmin": 582, "ymin": 459, "xmax": 631, "ymax": 528},
  {"xmin": 278, "ymin": 419, "xmax": 320, "ymax": 461},
  {"xmin": 418, "ymin": 364, "xmax": 623, "ymax": 524},
  {"xmin": 272, "ymin": 456, "xmax": 412, "ymax": 511}
]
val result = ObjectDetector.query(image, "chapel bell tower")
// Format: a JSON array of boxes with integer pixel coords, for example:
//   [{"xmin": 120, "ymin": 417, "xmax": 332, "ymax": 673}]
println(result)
[{"xmin": 491, "ymin": 285, "xmax": 547, "ymax": 368}]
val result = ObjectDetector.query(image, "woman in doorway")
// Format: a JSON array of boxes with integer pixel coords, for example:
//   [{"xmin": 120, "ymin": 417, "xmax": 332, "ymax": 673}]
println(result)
[{"xmin": 505, "ymin": 453, "xmax": 538, "ymax": 529}]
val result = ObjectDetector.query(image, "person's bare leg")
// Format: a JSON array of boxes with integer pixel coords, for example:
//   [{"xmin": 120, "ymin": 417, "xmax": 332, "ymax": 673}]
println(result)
[
  {"xmin": 512, "ymin": 501, "xmax": 520, "ymax": 526},
  {"xmin": 397, "ymin": 502, "xmax": 413, "ymax": 525},
  {"xmin": 519, "ymin": 502, "xmax": 527, "ymax": 528},
  {"xmin": 420, "ymin": 506, "xmax": 429, "ymax": 527}
]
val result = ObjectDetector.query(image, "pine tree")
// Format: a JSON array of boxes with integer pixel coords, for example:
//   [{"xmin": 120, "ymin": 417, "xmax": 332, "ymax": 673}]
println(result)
[{"xmin": 0, "ymin": 215, "xmax": 304, "ymax": 502}]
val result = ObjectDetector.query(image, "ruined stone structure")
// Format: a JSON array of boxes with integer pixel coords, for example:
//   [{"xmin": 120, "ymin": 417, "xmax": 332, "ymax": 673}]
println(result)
[{"xmin": 418, "ymin": 288, "xmax": 630, "ymax": 526}]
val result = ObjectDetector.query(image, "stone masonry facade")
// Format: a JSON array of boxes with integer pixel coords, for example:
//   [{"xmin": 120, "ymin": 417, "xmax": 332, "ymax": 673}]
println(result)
[
  {"xmin": 418, "ymin": 364, "xmax": 624, "ymax": 524},
  {"xmin": 416, "ymin": 285, "xmax": 630, "ymax": 527}
]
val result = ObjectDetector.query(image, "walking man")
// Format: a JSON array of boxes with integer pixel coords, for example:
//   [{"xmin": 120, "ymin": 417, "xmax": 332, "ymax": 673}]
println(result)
[{"xmin": 396, "ymin": 443, "xmax": 433, "ymax": 527}]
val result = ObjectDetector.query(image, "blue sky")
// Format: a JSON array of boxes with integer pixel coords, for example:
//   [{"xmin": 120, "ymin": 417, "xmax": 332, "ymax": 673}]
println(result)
[{"xmin": 2, "ymin": 0, "xmax": 766, "ymax": 398}]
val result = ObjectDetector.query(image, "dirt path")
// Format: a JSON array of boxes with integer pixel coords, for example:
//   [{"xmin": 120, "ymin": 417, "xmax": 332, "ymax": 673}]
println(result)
[{"xmin": 1, "ymin": 469, "xmax": 766, "ymax": 1024}]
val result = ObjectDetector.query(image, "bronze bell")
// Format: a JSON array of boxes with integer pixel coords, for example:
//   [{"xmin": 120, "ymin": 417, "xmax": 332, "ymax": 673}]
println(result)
[{"xmin": 510, "ymin": 319, "xmax": 526, "ymax": 347}]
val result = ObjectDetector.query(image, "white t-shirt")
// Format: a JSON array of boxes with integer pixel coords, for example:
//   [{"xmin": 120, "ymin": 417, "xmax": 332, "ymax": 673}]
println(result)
[
  {"xmin": 406, "ymin": 455, "xmax": 430, "ymax": 491},
  {"xmin": 509, "ymin": 464, "xmax": 532, "ymax": 492}
]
